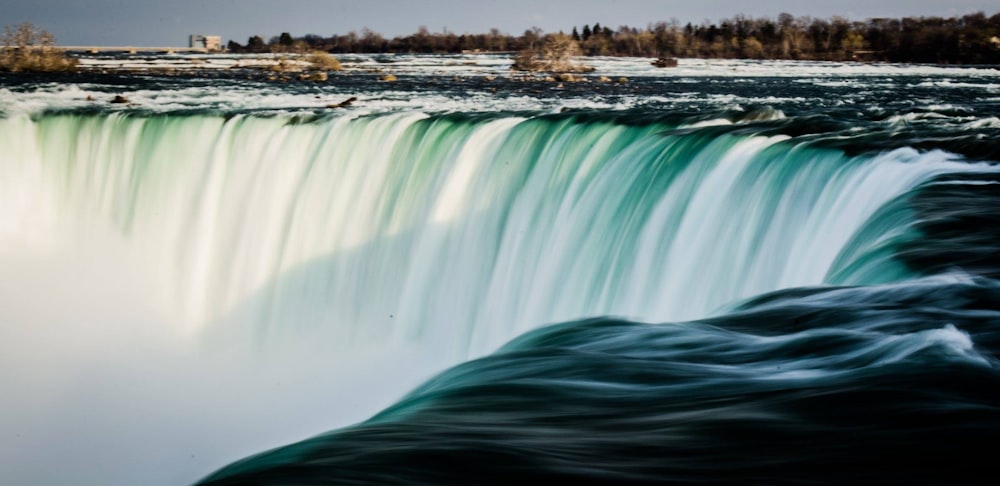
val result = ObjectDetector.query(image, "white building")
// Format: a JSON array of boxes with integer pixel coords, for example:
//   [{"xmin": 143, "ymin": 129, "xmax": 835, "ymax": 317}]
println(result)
[{"xmin": 189, "ymin": 35, "xmax": 222, "ymax": 51}]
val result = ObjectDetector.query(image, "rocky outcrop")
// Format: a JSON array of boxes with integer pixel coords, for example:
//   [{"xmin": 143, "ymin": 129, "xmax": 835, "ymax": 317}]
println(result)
[
  {"xmin": 652, "ymin": 57, "xmax": 679, "ymax": 68},
  {"xmin": 327, "ymin": 97, "xmax": 358, "ymax": 108}
]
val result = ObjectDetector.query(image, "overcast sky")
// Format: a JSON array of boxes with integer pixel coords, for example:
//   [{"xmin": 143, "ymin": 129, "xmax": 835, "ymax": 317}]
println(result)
[{"xmin": 8, "ymin": 0, "xmax": 1000, "ymax": 47}]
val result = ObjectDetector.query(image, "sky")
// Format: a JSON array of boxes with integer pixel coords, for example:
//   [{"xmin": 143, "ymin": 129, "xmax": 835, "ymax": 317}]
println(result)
[{"xmin": 7, "ymin": 0, "xmax": 1000, "ymax": 47}]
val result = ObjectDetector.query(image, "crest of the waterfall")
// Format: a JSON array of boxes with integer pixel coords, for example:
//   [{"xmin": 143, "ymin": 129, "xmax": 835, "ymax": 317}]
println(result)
[{"xmin": 0, "ymin": 112, "xmax": 990, "ymax": 358}]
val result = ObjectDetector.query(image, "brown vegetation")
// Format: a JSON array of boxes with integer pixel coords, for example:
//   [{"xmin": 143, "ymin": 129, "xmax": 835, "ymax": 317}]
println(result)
[
  {"xmin": 511, "ymin": 33, "xmax": 593, "ymax": 72},
  {"xmin": 0, "ymin": 22, "xmax": 77, "ymax": 72},
  {"xmin": 306, "ymin": 51, "xmax": 342, "ymax": 71},
  {"xmin": 262, "ymin": 51, "xmax": 341, "ymax": 79}
]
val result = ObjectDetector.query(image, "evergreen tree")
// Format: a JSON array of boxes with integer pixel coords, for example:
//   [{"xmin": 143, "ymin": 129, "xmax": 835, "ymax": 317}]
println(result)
[
  {"xmin": 582, "ymin": 24, "xmax": 592, "ymax": 40},
  {"xmin": 572, "ymin": 26, "xmax": 581, "ymax": 41}
]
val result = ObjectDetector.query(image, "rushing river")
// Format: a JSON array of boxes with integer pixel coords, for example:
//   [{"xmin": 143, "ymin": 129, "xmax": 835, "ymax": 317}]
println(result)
[{"xmin": 2, "ymin": 54, "xmax": 999, "ymax": 485}]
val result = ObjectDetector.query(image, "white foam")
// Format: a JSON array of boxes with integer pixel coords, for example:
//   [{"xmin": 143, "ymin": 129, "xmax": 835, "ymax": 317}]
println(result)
[
  {"xmin": 964, "ymin": 116, "xmax": 1000, "ymax": 129},
  {"xmin": 3, "ymin": 54, "xmax": 999, "ymax": 117}
]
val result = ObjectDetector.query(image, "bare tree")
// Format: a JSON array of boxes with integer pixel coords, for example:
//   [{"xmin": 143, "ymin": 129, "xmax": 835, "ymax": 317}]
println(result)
[{"xmin": 1, "ymin": 22, "xmax": 76, "ymax": 72}]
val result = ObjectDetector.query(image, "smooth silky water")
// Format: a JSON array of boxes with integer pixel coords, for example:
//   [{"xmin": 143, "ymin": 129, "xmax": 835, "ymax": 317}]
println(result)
[{"xmin": 1, "ymin": 56, "xmax": 999, "ymax": 484}]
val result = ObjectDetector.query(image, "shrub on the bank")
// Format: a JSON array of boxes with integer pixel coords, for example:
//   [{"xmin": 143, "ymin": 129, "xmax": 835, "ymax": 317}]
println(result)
[
  {"xmin": 1, "ymin": 22, "xmax": 77, "ymax": 72},
  {"xmin": 512, "ymin": 33, "xmax": 592, "ymax": 73},
  {"xmin": 307, "ymin": 51, "xmax": 342, "ymax": 71}
]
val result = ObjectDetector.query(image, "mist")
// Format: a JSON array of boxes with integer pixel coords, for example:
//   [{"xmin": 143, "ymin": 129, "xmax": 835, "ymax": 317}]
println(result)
[{"xmin": 0, "ymin": 236, "xmax": 444, "ymax": 485}]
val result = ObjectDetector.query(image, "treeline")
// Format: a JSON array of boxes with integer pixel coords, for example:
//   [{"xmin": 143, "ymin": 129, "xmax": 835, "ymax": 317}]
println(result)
[
  {"xmin": 227, "ymin": 27, "xmax": 542, "ymax": 56},
  {"xmin": 227, "ymin": 11, "xmax": 1000, "ymax": 64}
]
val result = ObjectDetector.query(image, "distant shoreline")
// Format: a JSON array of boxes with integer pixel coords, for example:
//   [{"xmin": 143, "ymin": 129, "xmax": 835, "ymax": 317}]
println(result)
[
  {"xmin": 8, "ymin": 11, "xmax": 1000, "ymax": 75},
  {"xmin": 223, "ymin": 12, "xmax": 1000, "ymax": 65}
]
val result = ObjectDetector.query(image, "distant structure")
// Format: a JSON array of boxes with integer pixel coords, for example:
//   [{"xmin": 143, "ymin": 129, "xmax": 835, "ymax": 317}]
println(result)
[{"xmin": 189, "ymin": 35, "xmax": 222, "ymax": 51}]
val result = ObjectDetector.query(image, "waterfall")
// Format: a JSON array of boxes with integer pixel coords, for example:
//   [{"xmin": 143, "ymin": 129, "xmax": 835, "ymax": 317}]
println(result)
[
  {"xmin": 0, "ymin": 112, "xmax": 979, "ymax": 357},
  {"xmin": 3, "ymin": 110, "xmax": 996, "ymax": 486}
]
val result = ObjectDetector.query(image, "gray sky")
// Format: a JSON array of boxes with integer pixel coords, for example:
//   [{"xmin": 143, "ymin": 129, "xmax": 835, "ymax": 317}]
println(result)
[{"xmin": 7, "ymin": 0, "xmax": 1000, "ymax": 47}]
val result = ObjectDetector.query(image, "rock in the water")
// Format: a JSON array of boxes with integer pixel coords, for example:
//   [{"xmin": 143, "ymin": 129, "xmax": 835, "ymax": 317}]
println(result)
[
  {"xmin": 298, "ymin": 72, "xmax": 328, "ymax": 82},
  {"xmin": 652, "ymin": 57, "xmax": 679, "ymax": 68},
  {"xmin": 327, "ymin": 97, "xmax": 358, "ymax": 109},
  {"xmin": 110, "ymin": 95, "xmax": 129, "ymax": 104}
]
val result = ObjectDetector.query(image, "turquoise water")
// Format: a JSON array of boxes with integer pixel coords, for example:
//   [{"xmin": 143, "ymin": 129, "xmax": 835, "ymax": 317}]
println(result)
[
  {"xmin": 1, "ymin": 112, "xmax": 984, "ymax": 357},
  {"xmin": 1, "ymin": 57, "xmax": 999, "ymax": 485}
]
